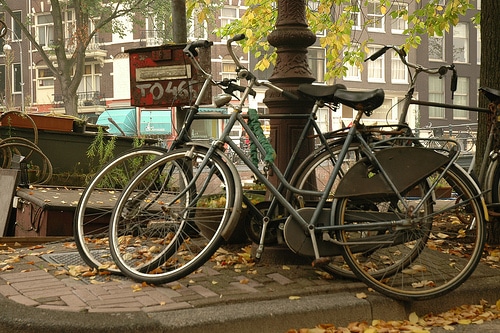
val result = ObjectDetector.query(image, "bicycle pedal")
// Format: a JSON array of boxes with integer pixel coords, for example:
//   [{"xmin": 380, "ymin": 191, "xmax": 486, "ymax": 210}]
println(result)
[{"xmin": 312, "ymin": 257, "xmax": 331, "ymax": 267}]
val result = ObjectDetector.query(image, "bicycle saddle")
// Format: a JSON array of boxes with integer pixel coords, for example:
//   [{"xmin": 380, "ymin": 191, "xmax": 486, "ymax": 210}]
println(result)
[
  {"xmin": 479, "ymin": 86, "xmax": 500, "ymax": 103},
  {"xmin": 298, "ymin": 83, "xmax": 347, "ymax": 103},
  {"xmin": 334, "ymin": 88, "xmax": 385, "ymax": 112}
]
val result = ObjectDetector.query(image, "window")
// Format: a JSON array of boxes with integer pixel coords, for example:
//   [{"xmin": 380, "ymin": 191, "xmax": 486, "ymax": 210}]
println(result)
[
  {"xmin": 309, "ymin": 1, "xmax": 326, "ymax": 36},
  {"xmin": 370, "ymin": 98, "xmax": 395, "ymax": 120},
  {"xmin": 144, "ymin": 16, "xmax": 169, "ymax": 46},
  {"xmin": 343, "ymin": 47, "xmax": 361, "ymax": 81},
  {"xmin": 350, "ymin": 9, "xmax": 361, "ymax": 30},
  {"xmin": 13, "ymin": 63, "xmax": 21, "ymax": 93},
  {"xmin": 344, "ymin": 62, "xmax": 361, "ymax": 81},
  {"xmin": 36, "ymin": 10, "xmax": 75, "ymax": 49},
  {"xmin": 367, "ymin": 0, "xmax": 384, "ymax": 32},
  {"xmin": 429, "ymin": 35, "xmax": 444, "ymax": 61},
  {"xmin": 0, "ymin": 13, "xmax": 4, "ymax": 51},
  {"xmin": 391, "ymin": 2, "xmax": 408, "ymax": 34},
  {"xmin": 429, "ymin": 76, "xmax": 445, "ymax": 118},
  {"xmin": 477, "ymin": 78, "xmax": 481, "ymax": 107},
  {"xmin": 453, "ymin": 77, "xmax": 469, "ymax": 119},
  {"xmin": 36, "ymin": 14, "xmax": 54, "ymax": 47},
  {"xmin": 220, "ymin": 7, "xmax": 239, "ymax": 40},
  {"xmin": 308, "ymin": 47, "xmax": 325, "ymax": 82},
  {"xmin": 11, "ymin": 11, "xmax": 21, "ymax": 40},
  {"xmin": 391, "ymin": 51, "xmax": 407, "ymax": 84},
  {"xmin": 221, "ymin": 57, "xmax": 237, "ymax": 81},
  {"xmin": 64, "ymin": 10, "xmax": 76, "ymax": 42},
  {"xmin": 188, "ymin": 10, "xmax": 208, "ymax": 40},
  {"xmin": 453, "ymin": 23, "xmax": 468, "ymax": 63},
  {"xmin": 38, "ymin": 68, "xmax": 54, "ymax": 87},
  {"xmin": 367, "ymin": 46, "xmax": 384, "ymax": 82},
  {"xmin": 476, "ymin": 26, "xmax": 481, "ymax": 64},
  {"xmin": 77, "ymin": 63, "xmax": 101, "ymax": 94},
  {"xmin": 0, "ymin": 65, "xmax": 4, "ymax": 96}
]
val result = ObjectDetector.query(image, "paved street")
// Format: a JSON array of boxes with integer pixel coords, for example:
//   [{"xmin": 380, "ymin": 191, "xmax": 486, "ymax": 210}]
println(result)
[{"xmin": 0, "ymin": 239, "xmax": 498, "ymax": 332}]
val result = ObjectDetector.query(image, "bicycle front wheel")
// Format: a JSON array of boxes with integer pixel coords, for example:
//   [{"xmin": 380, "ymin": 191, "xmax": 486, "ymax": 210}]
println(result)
[
  {"xmin": 335, "ymin": 164, "xmax": 486, "ymax": 301},
  {"xmin": 108, "ymin": 146, "xmax": 240, "ymax": 284},
  {"xmin": 74, "ymin": 147, "xmax": 167, "ymax": 273}
]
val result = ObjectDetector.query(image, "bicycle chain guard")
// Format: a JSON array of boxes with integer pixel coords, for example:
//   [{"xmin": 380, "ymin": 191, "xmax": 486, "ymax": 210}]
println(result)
[{"xmin": 335, "ymin": 147, "xmax": 450, "ymax": 199}]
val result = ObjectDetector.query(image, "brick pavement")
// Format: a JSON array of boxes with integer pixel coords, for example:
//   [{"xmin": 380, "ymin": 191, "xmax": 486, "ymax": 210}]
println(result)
[
  {"xmin": 1, "ymin": 241, "xmax": 500, "ymax": 333},
  {"xmin": 0, "ymin": 241, "xmax": 366, "ymax": 315}
]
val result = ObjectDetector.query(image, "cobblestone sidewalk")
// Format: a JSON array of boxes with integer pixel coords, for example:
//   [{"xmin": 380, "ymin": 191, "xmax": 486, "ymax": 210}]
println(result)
[{"xmin": 0, "ymin": 241, "xmax": 366, "ymax": 314}]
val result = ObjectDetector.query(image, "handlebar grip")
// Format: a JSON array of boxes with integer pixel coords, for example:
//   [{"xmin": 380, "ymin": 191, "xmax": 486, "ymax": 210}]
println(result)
[
  {"xmin": 183, "ymin": 40, "xmax": 213, "ymax": 57},
  {"xmin": 451, "ymin": 68, "xmax": 457, "ymax": 99},
  {"xmin": 232, "ymin": 34, "xmax": 246, "ymax": 42},
  {"xmin": 365, "ymin": 46, "xmax": 390, "ymax": 61},
  {"xmin": 191, "ymin": 40, "xmax": 213, "ymax": 48},
  {"xmin": 451, "ymin": 73, "xmax": 457, "ymax": 91}
]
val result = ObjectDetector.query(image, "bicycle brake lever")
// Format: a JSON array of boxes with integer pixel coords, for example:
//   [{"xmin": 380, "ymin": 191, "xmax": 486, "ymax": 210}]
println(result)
[
  {"xmin": 221, "ymin": 79, "xmax": 256, "ymax": 98},
  {"xmin": 451, "ymin": 66, "xmax": 458, "ymax": 100}
]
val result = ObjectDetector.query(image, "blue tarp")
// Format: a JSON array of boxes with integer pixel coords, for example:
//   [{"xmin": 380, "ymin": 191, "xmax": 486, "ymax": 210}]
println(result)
[
  {"xmin": 97, "ymin": 108, "xmax": 173, "ymax": 136},
  {"xmin": 139, "ymin": 110, "xmax": 172, "ymax": 135},
  {"xmin": 97, "ymin": 108, "xmax": 137, "ymax": 136}
]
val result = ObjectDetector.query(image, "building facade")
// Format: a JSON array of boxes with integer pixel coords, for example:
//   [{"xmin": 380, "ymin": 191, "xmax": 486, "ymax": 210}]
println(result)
[{"xmin": 0, "ymin": 0, "xmax": 482, "ymax": 146}]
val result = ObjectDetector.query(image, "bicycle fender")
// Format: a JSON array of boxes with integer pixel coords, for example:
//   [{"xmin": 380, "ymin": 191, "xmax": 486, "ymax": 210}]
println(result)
[
  {"xmin": 335, "ymin": 147, "xmax": 449, "ymax": 198},
  {"xmin": 185, "ymin": 143, "xmax": 244, "ymax": 241}
]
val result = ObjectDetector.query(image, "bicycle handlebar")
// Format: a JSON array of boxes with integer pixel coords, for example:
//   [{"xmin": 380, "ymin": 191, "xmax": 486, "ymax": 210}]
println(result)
[
  {"xmin": 365, "ymin": 45, "xmax": 457, "ymax": 95},
  {"xmin": 183, "ymin": 40, "xmax": 213, "ymax": 58},
  {"xmin": 224, "ymin": 35, "xmax": 300, "ymax": 101},
  {"xmin": 183, "ymin": 35, "xmax": 300, "ymax": 103}
]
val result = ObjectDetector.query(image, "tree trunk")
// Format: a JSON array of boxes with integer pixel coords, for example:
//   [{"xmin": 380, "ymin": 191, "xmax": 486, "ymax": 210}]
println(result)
[
  {"xmin": 479, "ymin": 0, "xmax": 500, "ymax": 244},
  {"xmin": 62, "ymin": 91, "xmax": 79, "ymax": 117}
]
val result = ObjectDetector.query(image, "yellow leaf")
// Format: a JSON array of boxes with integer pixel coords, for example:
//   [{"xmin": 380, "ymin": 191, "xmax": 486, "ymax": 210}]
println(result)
[
  {"xmin": 89, "ymin": 280, "xmax": 105, "ymax": 284},
  {"xmin": 356, "ymin": 292, "xmax": 367, "ymax": 299},
  {"xmin": 245, "ymin": 28, "xmax": 253, "ymax": 38},
  {"xmin": 457, "ymin": 319, "xmax": 471, "ymax": 325},
  {"xmin": 409, "ymin": 312, "xmax": 419, "ymax": 324},
  {"xmin": 289, "ymin": 296, "xmax": 301, "ymax": 300},
  {"xmin": 131, "ymin": 284, "xmax": 143, "ymax": 292}
]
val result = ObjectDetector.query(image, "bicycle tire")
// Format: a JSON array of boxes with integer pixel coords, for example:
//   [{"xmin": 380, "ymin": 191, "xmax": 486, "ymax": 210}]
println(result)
[
  {"xmin": 488, "ymin": 159, "xmax": 500, "ymax": 205},
  {"xmin": 108, "ymin": 146, "xmax": 241, "ymax": 284},
  {"xmin": 335, "ymin": 163, "xmax": 486, "ymax": 301},
  {"xmin": 73, "ymin": 146, "xmax": 167, "ymax": 273}
]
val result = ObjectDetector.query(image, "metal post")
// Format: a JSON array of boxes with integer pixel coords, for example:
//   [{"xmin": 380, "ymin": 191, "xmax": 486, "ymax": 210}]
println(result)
[{"xmin": 264, "ymin": 0, "xmax": 316, "ymax": 179}]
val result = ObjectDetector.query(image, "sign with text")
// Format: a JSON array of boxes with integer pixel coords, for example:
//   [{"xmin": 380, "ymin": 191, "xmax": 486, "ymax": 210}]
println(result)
[{"xmin": 127, "ymin": 44, "xmax": 212, "ymax": 107}]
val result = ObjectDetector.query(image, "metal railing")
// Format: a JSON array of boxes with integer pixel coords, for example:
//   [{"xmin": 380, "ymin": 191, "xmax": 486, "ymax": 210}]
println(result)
[{"xmin": 53, "ymin": 91, "xmax": 106, "ymax": 107}]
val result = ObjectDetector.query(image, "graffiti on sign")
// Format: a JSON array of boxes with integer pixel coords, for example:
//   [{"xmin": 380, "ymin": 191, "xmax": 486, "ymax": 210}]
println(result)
[{"xmin": 127, "ymin": 44, "xmax": 211, "ymax": 107}]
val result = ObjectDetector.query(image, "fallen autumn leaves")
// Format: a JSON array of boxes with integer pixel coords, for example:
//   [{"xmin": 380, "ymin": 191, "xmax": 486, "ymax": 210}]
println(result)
[
  {"xmin": 286, "ymin": 300, "xmax": 500, "ymax": 333},
  {"xmin": 1, "ymin": 241, "xmax": 500, "ymax": 332}
]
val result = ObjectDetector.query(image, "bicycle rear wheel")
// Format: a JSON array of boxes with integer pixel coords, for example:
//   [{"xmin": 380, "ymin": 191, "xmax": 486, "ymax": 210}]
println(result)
[
  {"xmin": 108, "ymin": 146, "xmax": 240, "ymax": 284},
  {"xmin": 74, "ymin": 147, "xmax": 167, "ymax": 273},
  {"xmin": 335, "ymin": 164, "xmax": 486, "ymax": 301}
]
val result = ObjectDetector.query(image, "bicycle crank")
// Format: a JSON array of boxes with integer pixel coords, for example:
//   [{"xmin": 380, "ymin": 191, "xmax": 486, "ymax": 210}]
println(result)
[{"xmin": 283, "ymin": 208, "xmax": 343, "ymax": 257}]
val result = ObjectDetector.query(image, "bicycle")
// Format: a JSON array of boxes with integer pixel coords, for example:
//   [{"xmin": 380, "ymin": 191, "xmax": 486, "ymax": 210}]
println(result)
[
  {"xmin": 72, "ymin": 43, "xmax": 247, "ymax": 273},
  {"xmin": 106, "ymin": 35, "xmax": 487, "ymax": 301}
]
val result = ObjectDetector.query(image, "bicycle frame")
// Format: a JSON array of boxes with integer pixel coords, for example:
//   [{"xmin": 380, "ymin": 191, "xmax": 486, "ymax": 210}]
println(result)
[
  {"xmin": 171, "ymin": 39, "xmax": 472, "ymax": 260},
  {"xmin": 180, "ymin": 71, "xmax": 462, "ymax": 259}
]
